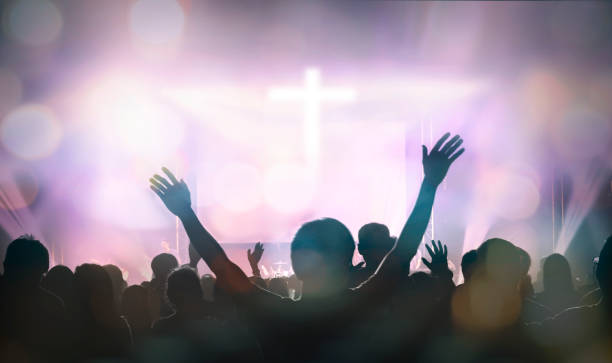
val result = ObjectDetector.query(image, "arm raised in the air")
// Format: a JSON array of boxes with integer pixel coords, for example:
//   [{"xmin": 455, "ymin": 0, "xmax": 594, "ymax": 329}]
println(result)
[{"xmin": 149, "ymin": 168, "xmax": 253, "ymax": 293}]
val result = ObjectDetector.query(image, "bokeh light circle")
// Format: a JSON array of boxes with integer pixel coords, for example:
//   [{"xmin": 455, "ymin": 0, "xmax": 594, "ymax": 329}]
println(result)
[
  {"xmin": 264, "ymin": 163, "xmax": 316, "ymax": 214},
  {"xmin": 4, "ymin": 0, "xmax": 63, "ymax": 46},
  {"xmin": 1, "ymin": 104, "xmax": 62, "ymax": 160},
  {"xmin": 130, "ymin": 0, "xmax": 185, "ymax": 45}
]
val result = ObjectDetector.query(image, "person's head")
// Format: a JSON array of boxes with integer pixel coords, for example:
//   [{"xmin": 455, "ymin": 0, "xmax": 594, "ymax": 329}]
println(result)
[
  {"xmin": 103, "ymin": 264, "xmax": 127, "ymax": 305},
  {"xmin": 542, "ymin": 253, "xmax": 574, "ymax": 293},
  {"xmin": 166, "ymin": 267, "xmax": 202, "ymax": 310},
  {"xmin": 460, "ymin": 250, "xmax": 478, "ymax": 283},
  {"xmin": 121, "ymin": 285, "xmax": 151, "ymax": 335},
  {"xmin": 41, "ymin": 265, "xmax": 75, "ymax": 303},
  {"xmin": 596, "ymin": 235, "xmax": 612, "ymax": 301},
  {"xmin": 291, "ymin": 218, "xmax": 355, "ymax": 295},
  {"xmin": 3, "ymin": 235, "xmax": 49, "ymax": 287},
  {"xmin": 475, "ymin": 238, "xmax": 524, "ymax": 290},
  {"xmin": 357, "ymin": 223, "xmax": 395, "ymax": 268},
  {"xmin": 151, "ymin": 253, "xmax": 178, "ymax": 281},
  {"xmin": 268, "ymin": 277, "xmax": 289, "ymax": 297},
  {"xmin": 74, "ymin": 263, "xmax": 118, "ymax": 323}
]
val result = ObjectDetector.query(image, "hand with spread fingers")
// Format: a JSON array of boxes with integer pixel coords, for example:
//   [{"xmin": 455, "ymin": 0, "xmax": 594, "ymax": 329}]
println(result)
[
  {"xmin": 247, "ymin": 242, "xmax": 265, "ymax": 274},
  {"xmin": 149, "ymin": 167, "xmax": 191, "ymax": 218},
  {"xmin": 421, "ymin": 240, "xmax": 449, "ymax": 275},
  {"xmin": 422, "ymin": 133, "xmax": 465, "ymax": 186}
]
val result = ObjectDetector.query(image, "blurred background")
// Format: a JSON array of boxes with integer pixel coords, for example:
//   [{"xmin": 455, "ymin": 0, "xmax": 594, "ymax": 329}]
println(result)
[{"xmin": 0, "ymin": 0, "xmax": 611, "ymax": 284}]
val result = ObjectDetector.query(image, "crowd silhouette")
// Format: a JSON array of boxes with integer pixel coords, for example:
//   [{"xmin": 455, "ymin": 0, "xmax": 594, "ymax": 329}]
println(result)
[{"xmin": 1, "ymin": 133, "xmax": 611, "ymax": 362}]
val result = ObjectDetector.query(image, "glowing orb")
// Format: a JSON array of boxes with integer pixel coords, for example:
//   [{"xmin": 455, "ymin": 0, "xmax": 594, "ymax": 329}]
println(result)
[
  {"xmin": 4, "ymin": 0, "xmax": 63, "ymax": 46},
  {"xmin": 1, "ymin": 104, "xmax": 62, "ymax": 160}
]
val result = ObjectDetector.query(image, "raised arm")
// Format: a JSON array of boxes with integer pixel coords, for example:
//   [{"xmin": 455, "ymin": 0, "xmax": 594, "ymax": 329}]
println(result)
[
  {"xmin": 149, "ymin": 167, "xmax": 253, "ymax": 293},
  {"xmin": 355, "ymin": 133, "xmax": 464, "ymax": 294},
  {"xmin": 394, "ymin": 133, "xmax": 464, "ymax": 272},
  {"xmin": 247, "ymin": 242, "xmax": 264, "ymax": 278}
]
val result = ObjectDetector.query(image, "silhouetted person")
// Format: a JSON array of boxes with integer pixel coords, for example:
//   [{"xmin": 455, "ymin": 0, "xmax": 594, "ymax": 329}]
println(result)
[
  {"xmin": 0, "ymin": 235, "xmax": 68, "ymax": 362},
  {"xmin": 535, "ymin": 253, "xmax": 580, "ymax": 315},
  {"xmin": 121, "ymin": 285, "xmax": 152, "ymax": 342},
  {"xmin": 73, "ymin": 263, "xmax": 132, "ymax": 360},
  {"xmin": 103, "ymin": 263, "xmax": 127, "ymax": 312},
  {"xmin": 153, "ymin": 267, "xmax": 213, "ymax": 334},
  {"xmin": 451, "ymin": 238, "xmax": 543, "ymax": 361},
  {"xmin": 152, "ymin": 267, "xmax": 260, "ymax": 362},
  {"xmin": 534, "ymin": 236, "xmax": 612, "ymax": 361},
  {"xmin": 149, "ymin": 132, "xmax": 464, "ymax": 362},
  {"xmin": 515, "ymin": 247, "xmax": 552, "ymax": 323},
  {"xmin": 460, "ymin": 249, "xmax": 478, "ymax": 284},
  {"xmin": 146, "ymin": 253, "xmax": 178, "ymax": 321},
  {"xmin": 41, "ymin": 264, "xmax": 76, "ymax": 315},
  {"xmin": 351, "ymin": 223, "xmax": 396, "ymax": 287}
]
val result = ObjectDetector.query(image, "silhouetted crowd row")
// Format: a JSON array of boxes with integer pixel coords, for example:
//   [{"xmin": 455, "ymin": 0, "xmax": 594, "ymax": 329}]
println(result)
[{"xmin": 1, "ymin": 134, "xmax": 611, "ymax": 362}]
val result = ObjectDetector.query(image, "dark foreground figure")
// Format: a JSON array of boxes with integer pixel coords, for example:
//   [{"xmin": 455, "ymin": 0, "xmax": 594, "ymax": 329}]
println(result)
[{"xmin": 1, "ymin": 133, "xmax": 611, "ymax": 362}]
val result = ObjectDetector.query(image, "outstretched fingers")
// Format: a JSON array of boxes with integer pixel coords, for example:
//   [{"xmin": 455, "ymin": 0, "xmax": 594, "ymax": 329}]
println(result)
[
  {"xmin": 150, "ymin": 185, "xmax": 164, "ymax": 197},
  {"xmin": 162, "ymin": 167, "xmax": 180, "ymax": 185},
  {"xmin": 153, "ymin": 174, "xmax": 172, "ymax": 188},
  {"xmin": 440, "ymin": 135, "xmax": 460, "ymax": 154},
  {"xmin": 444, "ymin": 138, "xmax": 463, "ymax": 157},
  {"xmin": 150, "ymin": 178, "xmax": 167, "ymax": 192},
  {"xmin": 432, "ymin": 132, "xmax": 451, "ymax": 152},
  {"xmin": 449, "ymin": 148, "xmax": 465, "ymax": 163}
]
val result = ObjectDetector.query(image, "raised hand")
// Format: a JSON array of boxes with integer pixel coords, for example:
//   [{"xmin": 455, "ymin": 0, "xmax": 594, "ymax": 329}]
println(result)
[
  {"xmin": 149, "ymin": 167, "xmax": 191, "ymax": 217},
  {"xmin": 421, "ymin": 240, "xmax": 449, "ymax": 274},
  {"xmin": 422, "ymin": 133, "xmax": 464, "ymax": 186},
  {"xmin": 247, "ymin": 242, "xmax": 265, "ymax": 267},
  {"xmin": 247, "ymin": 242, "xmax": 264, "ymax": 277}
]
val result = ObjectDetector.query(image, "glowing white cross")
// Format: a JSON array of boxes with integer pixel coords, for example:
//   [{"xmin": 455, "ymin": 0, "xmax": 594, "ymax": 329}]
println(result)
[{"xmin": 268, "ymin": 68, "xmax": 356, "ymax": 166}]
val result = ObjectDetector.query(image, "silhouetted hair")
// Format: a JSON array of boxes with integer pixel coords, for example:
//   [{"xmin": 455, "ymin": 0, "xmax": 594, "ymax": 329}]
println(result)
[
  {"xmin": 358, "ymin": 223, "xmax": 394, "ymax": 251},
  {"xmin": 476, "ymin": 238, "xmax": 523, "ymax": 287},
  {"xmin": 74, "ymin": 263, "xmax": 119, "ymax": 322},
  {"xmin": 290, "ymin": 218, "xmax": 355, "ymax": 280},
  {"xmin": 151, "ymin": 253, "xmax": 178, "ymax": 279},
  {"xmin": 3, "ymin": 234, "xmax": 49, "ymax": 283},
  {"xmin": 121, "ymin": 285, "xmax": 151, "ymax": 338},
  {"xmin": 542, "ymin": 253, "xmax": 574, "ymax": 293},
  {"xmin": 461, "ymin": 249, "xmax": 478, "ymax": 282},
  {"xmin": 41, "ymin": 264, "xmax": 74, "ymax": 303},
  {"xmin": 166, "ymin": 267, "xmax": 202, "ymax": 307}
]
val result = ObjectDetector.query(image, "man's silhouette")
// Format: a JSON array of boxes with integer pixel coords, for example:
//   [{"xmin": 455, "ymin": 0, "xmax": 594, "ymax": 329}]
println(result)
[
  {"xmin": 0, "ymin": 235, "xmax": 68, "ymax": 362},
  {"xmin": 351, "ymin": 223, "xmax": 396, "ymax": 286},
  {"xmin": 149, "ymin": 133, "xmax": 464, "ymax": 362}
]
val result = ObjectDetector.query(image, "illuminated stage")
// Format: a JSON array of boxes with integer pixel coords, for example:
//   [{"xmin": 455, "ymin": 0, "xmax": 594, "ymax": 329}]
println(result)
[{"xmin": 0, "ymin": 1, "xmax": 610, "ymax": 284}]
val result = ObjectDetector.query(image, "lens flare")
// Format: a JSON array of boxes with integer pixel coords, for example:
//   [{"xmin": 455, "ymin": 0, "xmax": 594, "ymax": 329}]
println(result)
[{"xmin": 1, "ymin": 104, "xmax": 62, "ymax": 160}]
